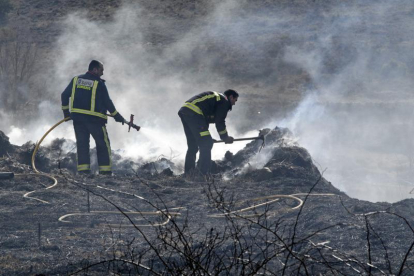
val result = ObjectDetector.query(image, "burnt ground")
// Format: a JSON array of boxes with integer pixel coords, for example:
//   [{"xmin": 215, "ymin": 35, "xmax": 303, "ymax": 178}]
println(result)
[
  {"xmin": 0, "ymin": 127, "xmax": 414, "ymax": 275},
  {"xmin": 0, "ymin": 1, "xmax": 412, "ymax": 274}
]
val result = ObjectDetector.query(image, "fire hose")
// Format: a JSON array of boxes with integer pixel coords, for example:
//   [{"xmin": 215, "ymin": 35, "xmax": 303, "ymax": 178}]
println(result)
[
  {"xmin": 22, "ymin": 116, "xmax": 183, "ymax": 227},
  {"xmin": 24, "ymin": 115, "xmax": 139, "ymax": 204},
  {"xmin": 22, "ymin": 117, "xmax": 71, "ymax": 203},
  {"xmin": 20, "ymin": 117, "xmax": 336, "ymax": 227}
]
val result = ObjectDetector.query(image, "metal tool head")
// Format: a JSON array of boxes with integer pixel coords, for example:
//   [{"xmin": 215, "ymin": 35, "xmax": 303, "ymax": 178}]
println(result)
[{"xmin": 258, "ymin": 134, "xmax": 265, "ymax": 152}]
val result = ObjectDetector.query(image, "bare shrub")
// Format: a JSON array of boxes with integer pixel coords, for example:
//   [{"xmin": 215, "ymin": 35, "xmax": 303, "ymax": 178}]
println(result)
[
  {"xmin": 65, "ymin": 176, "xmax": 414, "ymax": 275},
  {"xmin": 0, "ymin": 0, "xmax": 12, "ymax": 25},
  {"xmin": 0, "ymin": 28, "xmax": 38, "ymax": 113}
]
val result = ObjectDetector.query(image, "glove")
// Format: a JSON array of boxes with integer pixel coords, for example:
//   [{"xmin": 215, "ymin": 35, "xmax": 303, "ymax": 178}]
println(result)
[
  {"xmin": 114, "ymin": 113, "xmax": 125, "ymax": 123},
  {"xmin": 224, "ymin": 136, "xmax": 234, "ymax": 144},
  {"xmin": 63, "ymin": 110, "xmax": 71, "ymax": 121}
]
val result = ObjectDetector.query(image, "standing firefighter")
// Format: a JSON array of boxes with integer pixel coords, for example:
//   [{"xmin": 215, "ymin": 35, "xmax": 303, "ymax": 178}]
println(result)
[
  {"xmin": 178, "ymin": 89, "xmax": 238, "ymax": 176},
  {"xmin": 61, "ymin": 60, "xmax": 125, "ymax": 175}
]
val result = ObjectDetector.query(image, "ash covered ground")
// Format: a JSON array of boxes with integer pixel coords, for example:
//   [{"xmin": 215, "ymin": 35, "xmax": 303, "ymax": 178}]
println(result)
[{"xmin": 0, "ymin": 127, "xmax": 414, "ymax": 275}]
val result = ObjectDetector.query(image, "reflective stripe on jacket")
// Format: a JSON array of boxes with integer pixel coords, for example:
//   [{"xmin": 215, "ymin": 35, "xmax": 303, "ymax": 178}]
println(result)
[
  {"xmin": 182, "ymin": 91, "xmax": 232, "ymax": 139},
  {"xmin": 61, "ymin": 72, "xmax": 118, "ymax": 124}
]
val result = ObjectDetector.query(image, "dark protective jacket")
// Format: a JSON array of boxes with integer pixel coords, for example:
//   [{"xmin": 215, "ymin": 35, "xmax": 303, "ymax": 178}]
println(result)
[
  {"xmin": 61, "ymin": 72, "xmax": 119, "ymax": 124},
  {"xmin": 181, "ymin": 91, "xmax": 232, "ymax": 139}
]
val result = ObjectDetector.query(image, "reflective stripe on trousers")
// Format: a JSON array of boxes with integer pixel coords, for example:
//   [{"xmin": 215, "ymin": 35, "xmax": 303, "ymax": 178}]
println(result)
[
  {"xmin": 73, "ymin": 121, "xmax": 112, "ymax": 173},
  {"xmin": 178, "ymin": 110, "xmax": 213, "ymax": 174}
]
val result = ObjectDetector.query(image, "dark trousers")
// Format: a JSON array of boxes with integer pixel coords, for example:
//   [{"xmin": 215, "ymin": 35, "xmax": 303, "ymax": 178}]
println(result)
[
  {"xmin": 73, "ymin": 120, "xmax": 112, "ymax": 174},
  {"xmin": 178, "ymin": 109, "xmax": 213, "ymax": 175}
]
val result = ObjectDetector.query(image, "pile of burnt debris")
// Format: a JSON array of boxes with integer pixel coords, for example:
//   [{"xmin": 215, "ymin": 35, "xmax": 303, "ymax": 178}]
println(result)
[
  {"xmin": 0, "ymin": 125, "xmax": 349, "ymax": 202},
  {"xmin": 0, "ymin": 126, "xmax": 324, "ymax": 182}
]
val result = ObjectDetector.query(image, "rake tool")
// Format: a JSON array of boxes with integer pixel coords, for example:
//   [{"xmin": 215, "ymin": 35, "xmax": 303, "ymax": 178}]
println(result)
[{"xmin": 214, "ymin": 135, "xmax": 265, "ymax": 151}]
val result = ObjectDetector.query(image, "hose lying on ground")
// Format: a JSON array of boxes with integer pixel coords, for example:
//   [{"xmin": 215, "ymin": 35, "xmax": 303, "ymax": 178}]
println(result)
[
  {"xmin": 21, "ymin": 117, "xmax": 70, "ymax": 204},
  {"xmin": 22, "ymin": 117, "xmax": 337, "ymax": 227},
  {"xmin": 25, "ymin": 117, "xmax": 181, "ymax": 226}
]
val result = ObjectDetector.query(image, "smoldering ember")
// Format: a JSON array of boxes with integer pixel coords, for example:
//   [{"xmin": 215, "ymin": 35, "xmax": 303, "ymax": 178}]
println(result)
[{"xmin": 0, "ymin": 127, "xmax": 413, "ymax": 275}]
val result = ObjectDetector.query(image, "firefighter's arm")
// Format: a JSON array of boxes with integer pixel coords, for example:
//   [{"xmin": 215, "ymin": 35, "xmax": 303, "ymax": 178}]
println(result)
[
  {"xmin": 215, "ymin": 101, "xmax": 233, "ymax": 143},
  {"xmin": 61, "ymin": 79, "xmax": 73, "ymax": 120},
  {"xmin": 102, "ymin": 83, "xmax": 125, "ymax": 123}
]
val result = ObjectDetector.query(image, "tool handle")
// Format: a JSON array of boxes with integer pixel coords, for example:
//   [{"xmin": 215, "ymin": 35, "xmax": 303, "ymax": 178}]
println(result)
[{"xmin": 214, "ymin": 136, "xmax": 263, "ymax": 143}]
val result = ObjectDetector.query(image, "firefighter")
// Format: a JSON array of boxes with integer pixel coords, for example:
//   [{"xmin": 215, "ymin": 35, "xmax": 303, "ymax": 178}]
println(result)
[
  {"xmin": 61, "ymin": 60, "xmax": 125, "ymax": 175},
  {"xmin": 178, "ymin": 89, "xmax": 238, "ymax": 176}
]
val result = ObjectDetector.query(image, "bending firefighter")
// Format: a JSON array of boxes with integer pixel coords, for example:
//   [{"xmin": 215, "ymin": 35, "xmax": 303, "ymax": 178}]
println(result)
[
  {"xmin": 178, "ymin": 89, "xmax": 239, "ymax": 176},
  {"xmin": 61, "ymin": 60, "xmax": 126, "ymax": 175}
]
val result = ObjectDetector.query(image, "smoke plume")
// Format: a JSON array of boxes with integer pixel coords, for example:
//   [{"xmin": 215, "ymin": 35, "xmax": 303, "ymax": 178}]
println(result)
[{"xmin": 2, "ymin": 0, "xmax": 413, "ymax": 202}]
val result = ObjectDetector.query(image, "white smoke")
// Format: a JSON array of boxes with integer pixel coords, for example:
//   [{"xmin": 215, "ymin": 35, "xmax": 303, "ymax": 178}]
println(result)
[
  {"xmin": 2, "ymin": 0, "xmax": 413, "ymax": 203},
  {"xmin": 42, "ymin": 1, "xmax": 252, "ymax": 162},
  {"xmin": 272, "ymin": 1, "xmax": 414, "ymax": 202}
]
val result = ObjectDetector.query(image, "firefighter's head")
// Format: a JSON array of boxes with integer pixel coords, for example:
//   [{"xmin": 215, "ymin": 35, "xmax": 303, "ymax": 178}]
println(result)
[
  {"xmin": 224, "ymin": 89, "xmax": 239, "ymax": 106},
  {"xmin": 89, "ymin": 60, "xmax": 104, "ymax": 77}
]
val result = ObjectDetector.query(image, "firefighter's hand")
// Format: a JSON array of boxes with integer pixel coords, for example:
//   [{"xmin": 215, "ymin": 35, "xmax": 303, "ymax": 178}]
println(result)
[
  {"xmin": 224, "ymin": 136, "xmax": 234, "ymax": 144},
  {"xmin": 114, "ymin": 113, "xmax": 125, "ymax": 123},
  {"xmin": 63, "ymin": 110, "xmax": 71, "ymax": 121}
]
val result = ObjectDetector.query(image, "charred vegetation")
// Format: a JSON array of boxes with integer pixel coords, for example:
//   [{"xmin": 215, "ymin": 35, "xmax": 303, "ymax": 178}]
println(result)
[{"xmin": 0, "ymin": 127, "xmax": 414, "ymax": 274}]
